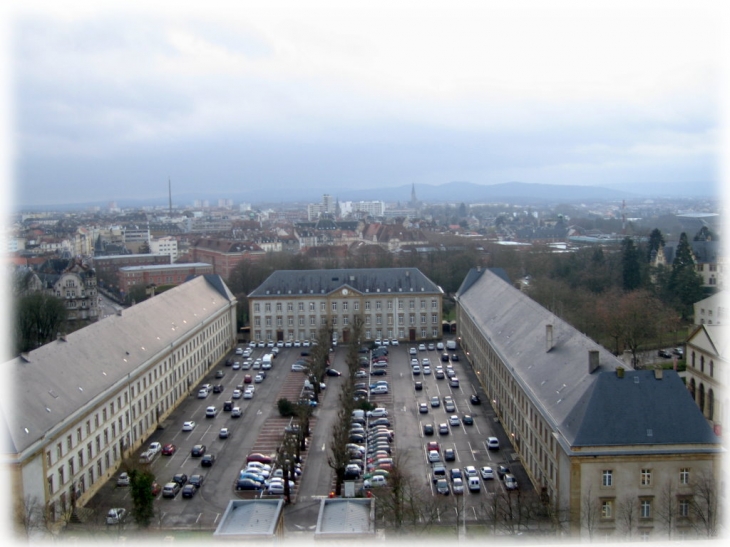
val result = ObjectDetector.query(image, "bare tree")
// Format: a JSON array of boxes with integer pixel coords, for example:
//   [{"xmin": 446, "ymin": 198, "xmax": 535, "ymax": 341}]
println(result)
[
  {"xmin": 691, "ymin": 470, "xmax": 720, "ymax": 538},
  {"xmin": 13, "ymin": 495, "xmax": 43, "ymax": 541},
  {"xmin": 656, "ymin": 480, "xmax": 677, "ymax": 539},
  {"xmin": 581, "ymin": 486, "xmax": 600, "ymax": 542},
  {"xmin": 616, "ymin": 495, "xmax": 636, "ymax": 540}
]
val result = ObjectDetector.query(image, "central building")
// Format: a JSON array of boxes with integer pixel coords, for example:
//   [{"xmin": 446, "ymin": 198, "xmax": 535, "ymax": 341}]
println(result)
[{"xmin": 248, "ymin": 268, "xmax": 443, "ymax": 344}]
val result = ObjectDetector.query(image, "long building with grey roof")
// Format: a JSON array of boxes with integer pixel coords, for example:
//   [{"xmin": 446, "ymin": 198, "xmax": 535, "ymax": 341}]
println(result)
[
  {"xmin": 455, "ymin": 267, "xmax": 721, "ymax": 539},
  {"xmin": 3, "ymin": 275, "xmax": 237, "ymax": 525},
  {"xmin": 248, "ymin": 268, "xmax": 443, "ymax": 344}
]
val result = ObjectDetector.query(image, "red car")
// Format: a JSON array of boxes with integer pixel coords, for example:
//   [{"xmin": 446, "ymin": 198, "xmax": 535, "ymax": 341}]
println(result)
[
  {"xmin": 243, "ymin": 374, "xmax": 253, "ymax": 384},
  {"xmin": 246, "ymin": 452, "xmax": 273, "ymax": 464},
  {"xmin": 161, "ymin": 443, "xmax": 176, "ymax": 456},
  {"xmin": 151, "ymin": 482, "xmax": 161, "ymax": 496},
  {"xmin": 426, "ymin": 441, "xmax": 440, "ymax": 453}
]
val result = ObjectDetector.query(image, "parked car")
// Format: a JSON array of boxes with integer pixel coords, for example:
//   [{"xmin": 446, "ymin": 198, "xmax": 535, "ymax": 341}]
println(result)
[
  {"xmin": 430, "ymin": 396, "xmax": 440, "ymax": 407},
  {"xmin": 201, "ymin": 453, "xmax": 216, "ymax": 467},
  {"xmin": 480, "ymin": 466, "xmax": 495, "ymax": 480},
  {"xmin": 291, "ymin": 363, "xmax": 307, "ymax": 372},
  {"xmin": 487, "ymin": 437, "xmax": 500, "ymax": 450},
  {"xmin": 497, "ymin": 465, "xmax": 510, "ymax": 479},
  {"xmin": 236, "ymin": 478, "xmax": 264, "ymax": 491},
  {"xmin": 162, "ymin": 482, "xmax": 180, "ymax": 498},
  {"xmin": 444, "ymin": 448, "xmax": 456, "ymax": 461},
  {"xmin": 161, "ymin": 443, "xmax": 176, "ymax": 455},
  {"xmin": 106, "ymin": 508, "xmax": 126, "ymax": 524},
  {"xmin": 452, "ymin": 477, "xmax": 465, "ymax": 494},
  {"xmin": 181, "ymin": 484, "xmax": 197, "ymax": 498},
  {"xmin": 246, "ymin": 452, "xmax": 273, "ymax": 464},
  {"xmin": 504, "ymin": 474, "xmax": 519, "ymax": 490},
  {"xmin": 219, "ymin": 427, "xmax": 230, "ymax": 439},
  {"xmin": 215, "ymin": 370, "xmax": 225, "ymax": 378},
  {"xmin": 419, "ymin": 402, "xmax": 429, "ymax": 414},
  {"xmin": 205, "ymin": 406, "xmax": 217, "ymax": 418},
  {"xmin": 470, "ymin": 394, "xmax": 481, "ymax": 405},
  {"xmin": 436, "ymin": 478, "xmax": 450, "ymax": 495},
  {"xmin": 415, "ymin": 381, "xmax": 423, "ymax": 391},
  {"xmin": 116, "ymin": 472, "xmax": 130, "ymax": 487},
  {"xmin": 172, "ymin": 473, "xmax": 188, "ymax": 486},
  {"xmin": 449, "ymin": 415, "xmax": 460, "ymax": 426},
  {"xmin": 439, "ymin": 423, "xmax": 449, "ymax": 435},
  {"xmin": 182, "ymin": 421, "xmax": 196, "ymax": 431},
  {"xmin": 189, "ymin": 474, "xmax": 205, "ymax": 488},
  {"xmin": 367, "ymin": 408, "xmax": 388, "ymax": 418},
  {"xmin": 231, "ymin": 407, "xmax": 242, "ymax": 417},
  {"xmin": 326, "ymin": 368, "xmax": 342, "ymax": 376},
  {"xmin": 658, "ymin": 349, "xmax": 672, "ymax": 358},
  {"xmin": 191, "ymin": 444, "xmax": 206, "ymax": 457},
  {"xmin": 423, "ymin": 423, "xmax": 434, "ymax": 436}
]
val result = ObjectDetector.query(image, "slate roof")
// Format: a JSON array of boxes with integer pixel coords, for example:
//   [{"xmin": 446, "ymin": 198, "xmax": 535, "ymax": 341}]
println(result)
[
  {"xmin": 567, "ymin": 370, "xmax": 720, "ymax": 448},
  {"xmin": 248, "ymin": 268, "xmax": 442, "ymax": 298},
  {"xmin": 457, "ymin": 268, "xmax": 721, "ymax": 453},
  {"xmin": 3, "ymin": 275, "xmax": 235, "ymax": 456}
]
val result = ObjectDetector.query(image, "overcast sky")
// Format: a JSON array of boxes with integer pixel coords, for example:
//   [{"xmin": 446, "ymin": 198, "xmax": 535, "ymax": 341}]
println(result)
[{"xmin": 4, "ymin": 0, "xmax": 725, "ymax": 208}]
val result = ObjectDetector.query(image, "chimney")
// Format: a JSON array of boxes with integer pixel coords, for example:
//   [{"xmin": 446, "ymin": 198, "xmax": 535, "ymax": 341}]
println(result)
[
  {"xmin": 546, "ymin": 324, "xmax": 553, "ymax": 352},
  {"xmin": 589, "ymin": 350, "xmax": 599, "ymax": 373},
  {"xmin": 654, "ymin": 368, "xmax": 663, "ymax": 380},
  {"xmin": 616, "ymin": 366, "xmax": 624, "ymax": 378}
]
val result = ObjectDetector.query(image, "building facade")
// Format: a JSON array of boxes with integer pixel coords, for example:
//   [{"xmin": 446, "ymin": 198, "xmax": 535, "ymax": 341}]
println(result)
[
  {"xmin": 149, "ymin": 235, "xmax": 179, "ymax": 262},
  {"xmin": 248, "ymin": 268, "xmax": 443, "ymax": 344},
  {"xmin": 190, "ymin": 238, "xmax": 265, "ymax": 279},
  {"xmin": 117, "ymin": 262, "xmax": 214, "ymax": 293},
  {"xmin": 694, "ymin": 291, "xmax": 727, "ymax": 326},
  {"xmin": 685, "ymin": 324, "xmax": 727, "ymax": 436},
  {"xmin": 4, "ymin": 275, "xmax": 237, "ymax": 526},
  {"xmin": 455, "ymin": 268, "xmax": 721, "ymax": 539}
]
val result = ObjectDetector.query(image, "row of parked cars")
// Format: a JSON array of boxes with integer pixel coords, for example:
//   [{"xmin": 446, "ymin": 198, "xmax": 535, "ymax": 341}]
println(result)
[
  {"xmin": 235, "ymin": 452, "xmax": 302, "ymax": 494},
  {"xmin": 346, "ymin": 408, "xmax": 394, "ymax": 489}
]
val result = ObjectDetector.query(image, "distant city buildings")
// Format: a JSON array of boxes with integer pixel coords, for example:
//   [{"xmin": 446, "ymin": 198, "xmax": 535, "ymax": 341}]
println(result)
[{"xmin": 117, "ymin": 262, "xmax": 214, "ymax": 294}]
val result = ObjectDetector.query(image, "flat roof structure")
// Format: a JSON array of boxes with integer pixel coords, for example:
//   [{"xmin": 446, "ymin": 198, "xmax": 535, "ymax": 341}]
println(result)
[
  {"xmin": 314, "ymin": 498, "xmax": 375, "ymax": 540},
  {"xmin": 213, "ymin": 499, "xmax": 284, "ymax": 541}
]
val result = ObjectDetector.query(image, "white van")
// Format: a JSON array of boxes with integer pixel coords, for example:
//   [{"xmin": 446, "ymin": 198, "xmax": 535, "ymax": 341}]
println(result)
[
  {"xmin": 262, "ymin": 354, "xmax": 273, "ymax": 369},
  {"xmin": 468, "ymin": 476, "xmax": 480, "ymax": 492},
  {"xmin": 446, "ymin": 340, "xmax": 457, "ymax": 350}
]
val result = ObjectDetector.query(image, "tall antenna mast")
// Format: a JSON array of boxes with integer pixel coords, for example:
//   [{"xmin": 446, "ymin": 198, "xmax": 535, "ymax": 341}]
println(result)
[{"xmin": 168, "ymin": 177, "xmax": 172, "ymax": 216}]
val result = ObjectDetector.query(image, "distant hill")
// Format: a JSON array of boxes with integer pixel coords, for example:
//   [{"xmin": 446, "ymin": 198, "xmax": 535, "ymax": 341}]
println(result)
[{"xmin": 16, "ymin": 180, "xmax": 717, "ymax": 212}]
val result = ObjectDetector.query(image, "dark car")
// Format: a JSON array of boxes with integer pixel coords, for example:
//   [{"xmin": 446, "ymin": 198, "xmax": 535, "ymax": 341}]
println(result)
[
  {"xmin": 181, "ymin": 484, "xmax": 197, "ymax": 498},
  {"xmin": 201, "ymin": 454, "xmax": 216, "ymax": 467},
  {"xmin": 212, "ymin": 384, "xmax": 224, "ymax": 393},
  {"xmin": 497, "ymin": 465, "xmax": 510, "ymax": 479},
  {"xmin": 658, "ymin": 349, "xmax": 672, "ymax": 358},
  {"xmin": 370, "ymin": 369, "xmax": 387, "ymax": 376},
  {"xmin": 463, "ymin": 414, "xmax": 474, "ymax": 425},
  {"xmin": 172, "ymin": 473, "xmax": 188, "ymax": 486},
  {"xmin": 444, "ymin": 448, "xmax": 456, "ymax": 461},
  {"xmin": 441, "ymin": 352, "xmax": 450, "ymax": 362},
  {"xmin": 451, "ymin": 354, "xmax": 459, "ymax": 361},
  {"xmin": 223, "ymin": 400, "xmax": 234, "ymax": 411},
  {"xmin": 369, "ymin": 418, "xmax": 391, "ymax": 428},
  {"xmin": 215, "ymin": 370, "xmax": 225, "ymax": 378},
  {"xmin": 470, "ymin": 394, "xmax": 481, "ymax": 405},
  {"xmin": 236, "ymin": 478, "xmax": 264, "ymax": 491},
  {"xmin": 161, "ymin": 443, "xmax": 176, "ymax": 456},
  {"xmin": 326, "ymin": 368, "xmax": 342, "ymax": 377},
  {"xmin": 191, "ymin": 444, "xmax": 206, "ymax": 457},
  {"xmin": 189, "ymin": 474, "xmax": 205, "ymax": 488},
  {"xmin": 423, "ymin": 423, "xmax": 434, "ymax": 436}
]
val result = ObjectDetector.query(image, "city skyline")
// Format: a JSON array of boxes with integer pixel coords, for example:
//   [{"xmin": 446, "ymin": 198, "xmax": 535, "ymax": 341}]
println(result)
[{"xmin": 6, "ymin": 1, "xmax": 723, "ymax": 209}]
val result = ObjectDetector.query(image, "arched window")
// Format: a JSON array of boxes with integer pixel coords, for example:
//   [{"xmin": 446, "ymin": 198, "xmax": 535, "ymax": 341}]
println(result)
[
  {"xmin": 701, "ymin": 356, "xmax": 705, "ymax": 373},
  {"xmin": 692, "ymin": 352, "xmax": 696, "ymax": 367},
  {"xmin": 710, "ymin": 360, "xmax": 714, "ymax": 378},
  {"xmin": 699, "ymin": 384, "xmax": 706, "ymax": 415},
  {"xmin": 708, "ymin": 389, "xmax": 714, "ymax": 420},
  {"xmin": 689, "ymin": 378, "xmax": 696, "ymax": 401}
]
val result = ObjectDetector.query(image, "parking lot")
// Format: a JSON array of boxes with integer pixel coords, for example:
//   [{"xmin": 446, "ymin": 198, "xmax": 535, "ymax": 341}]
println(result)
[{"xmin": 81, "ymin": 338, "xmax": 526, "ymax": 531}]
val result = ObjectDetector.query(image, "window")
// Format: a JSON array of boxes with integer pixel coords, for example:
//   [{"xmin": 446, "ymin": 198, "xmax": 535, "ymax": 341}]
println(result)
[
  {"xmin": 679, "ymin": 499, "xmax": 690, "ymax": 518},
  {"xmin": 307, "ymin": 302, "xmax": 313, "ymax": 311},
  {"xmin": 409, "ymin": 300, "xmax": 415, "ymax": 310},
  {"xmin": 343, "ymin": 316, "xmax": 349, "ymax": 325},
  {"xmin": 432, "ymin": 314, "xmax": 438, "ymax": 324},
  {"xmin": 254, "ymin": 317, "xmax": 261, "ymax": 326},
  {"xmin": 420, "ymin": 314, "xmax": 426, "ymax": 324},
  {"xmin": 641, "ymin": 469, "xmax": 652, "ymax": 487},
  {"xmin": 343, "ymin": 302, "xmax": 348, "ymax": 310},
  {"xmin": 376, "ymin": 301, "xmax": 382, "ymax": 310},
  {"xmin": 354, "ymin": 302, "xmax": 359, "ymax": 311},
  {"xmin": 420, "ymin": 300, "xmax": 426, "ymax": 309},
  {"xmin": 276, "ymin": 303, "xmax": 282, "ymax": 312},
  {"xmin": 320, "ymin": 302, "xmax": 326, "ymax": 312},
  {"xmin": 640, "ymin": 499, "xmax": 652, "ymax": 519},
  {"xmin": 387, "ymin": 301, "xmax": 393, "ymax": 310},
  {"xmin": 46, "ymin": 451, "xmax": 52, "ymax": 466},
  {"xmin": 57, "ymin": 443, "xmax": 63, "ymax": 460},
  {"xmin": 254, "ymin": 303, "xmax": 260, "ymax": 312},
  {"xmin": 288, "ymin": 317, "xmax": 293, "ymax": 326},
  {"xmin": 67, "ymin": 435, "xmax": 73, "ymax": 450},
  {"xmin": 265, "ymin": 317, "xmax": 271, "ymax": 327},
  {"xmin": 432, "ymin": 299, "xmax": 438, "ymax": 309},
  {"xmin": 376, "ymin": 315, "xmax": 382, "ymax": 325},
  {"xmin": 276, "ymin": 317, "xmax": 282, "ymax": 327},
  {"xmin": 365, "ymin": 316, "xmax": 371, "ymax": 325},
  {"xmin": 310, "ymin": 316, "xmax": 316, "ymax": 325},
  {"xmin": 48, "ymin": 476, "xmax": 54, "ymax": 495},
  {"xmin": 332, "ymin": 317, "xmax": 337, "ymax": 325},
  {"xmin": 265, "ymin": 303, "xmax": 271, "ymax": 312},
  {"xmin": 299, "ymin": 317, "xmax": 304, "ymax": 326},
  {"xmin": 332, "ymin": 302, "xmax": 337, "ymax": 311},
  {"xmin": 602, "ymin": 470, "xmax": 613, "ymax": 487},
  {"xmin": 398, "ymin": 301, "xmax": 403, "ymax": 310},
  {"xmin": 680, "ymin": 468, "xmax": 690, "ymax": 485},
  {"xmin": 601, "ymin": 499, "xmax": 613, "ymax": 519}
]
